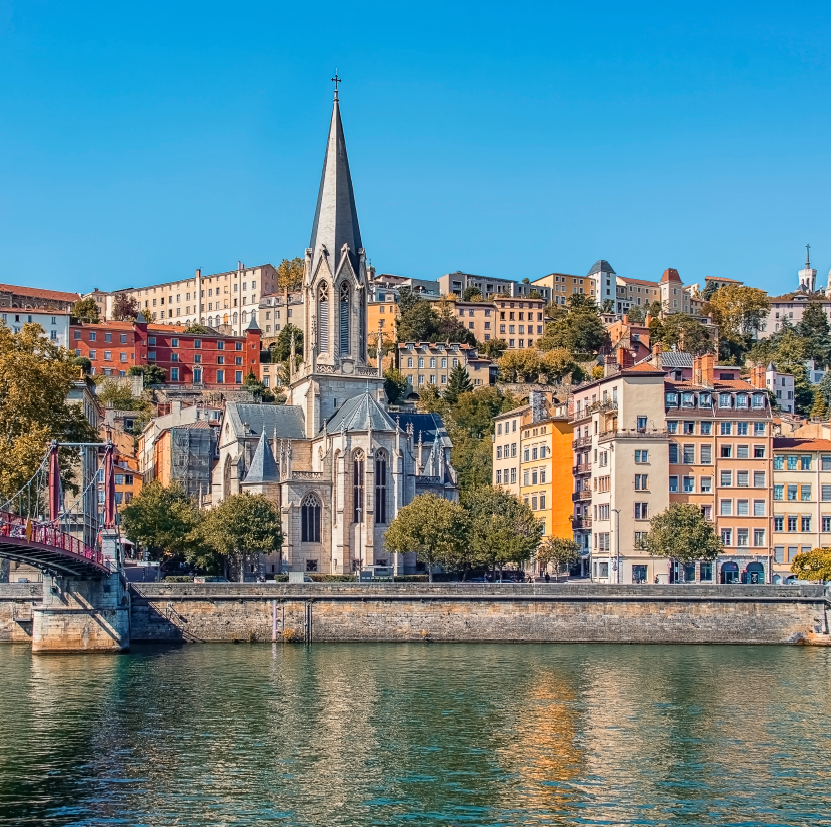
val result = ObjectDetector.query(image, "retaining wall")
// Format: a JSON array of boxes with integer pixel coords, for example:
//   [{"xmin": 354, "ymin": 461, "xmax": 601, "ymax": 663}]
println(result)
[{"xmin": 3, "ymin": 583, "xmax": 829, "ymax": 646}]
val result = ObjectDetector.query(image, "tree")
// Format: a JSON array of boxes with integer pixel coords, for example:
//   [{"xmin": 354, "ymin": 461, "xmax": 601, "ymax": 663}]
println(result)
[
  {"xmin": 478, "ymin": 338, "xmax": 507, "ymax": 360},
  {"xmin": 0, "ymin": 322, "xmax": 98, "ymax": 502},
  {"xmin": 626, "ymin": 304, "xmax": 645, "ymax": 324},
  {"xmin": 276, "ymin": 257, "xmax": 304, "ymax": 294},
  {"xmin": 529, "ymin": 289, "xmax": 542, "ymax": 300},
  {"xmin": 790, "ymin": 547, "xmax": 831, "ymax": 582},
  {"xmin": 128, "ymin": 364, "xmax": 166, "ymax": 386},
  {"xmin": 535, "ymin": 536, "xmax": 580, "ymax": 581},
  {"xmin": 652, "ymin": 313, "xmax": 713, "ymax": 355},
  {"xmin": 273, "ymin": 323, "xmax": 304, "ymax": 363},
  {"xmin": 417, "ymin": 383, "xmax": 444, "ymax": 415},
  {"xmin": 383, "ymin": 367, "xmax": 408, "ymax": 404},
  {"xmin": 200, "ymin": 493, "xmax": 283, "ymax": 581},
  {"xmin": 185, "ymin": 324, "xmax": 210, "ymax": 334},
  {"xmin": 72, "ymin": 296, "xmax": 100, "ymax": 323},
  {"xmin": 540, "ymin": 348, "xmax": 578, "ymax": 383},
  {"xmin": 121, "ymin": 481, "xmax": 202, "ymax": 560},
  {"xmin": 111, "ymin": 292, "xmax": 139, "ymax": 321},
  {"xmin": 818, "ymin": 371, "xmax": 831, "ymax": 410},
  {"xmin": 244, "ymin": 370, "xmax": 272, "ymax": 402},
  {"xmin": 73, "ymin": 355, "xmax": 92, "ymax": 374},
  {"xmin": 700, "ymin": 280, "xmax": 719, "ymax": 301},
  {"xmin": 462, "ymin": 486, "xmax": 543, "ymax": 578},
  {"xmin": 600, "ymin": 298, "xmax": 615, "ymax": 314},
  {"xmin": 704, "ymin": 285, "xmax": 770, "ymax": 338},
  {"xmin": 462, "ymin": 286, "xmax": 483, "ymax": 302},
  {"xmin": 397, "ymin": 300, "xmax": 438, "ymax": 342},
  {"xmin": 811, "ymin": 387, "xmax": 828, "ymax": 420},
  {"xmin": 498, "ymin": 348, "xmax": 541, "ymax": 383},
  {"xmin": 538, "ymin": 310, "xmax": 606, "ymax": 355},
  {"xmin": 443, "ymin": 363, "xmax": 473, "ymax": 404},
  {"xmin": 436, "ymin": 296, "xmax": 475, "ymax": 345},
  {"xmin": 384, "ymin": 493, "xmax": 469, "ymax": 582},
  {"xmin": 638, "ymin": 503, "xmax": 723, "ymax": 568},
  {"xmin": 95, "ymin": 377, "xmax": 148, "ymax": 412},
  {"xmin": 797, "ymin": 300, "xmax": 831, "ymax": 369},
  {"xmin": 396, "ymin": 286, "xmax": 422, "ymax": 315}
]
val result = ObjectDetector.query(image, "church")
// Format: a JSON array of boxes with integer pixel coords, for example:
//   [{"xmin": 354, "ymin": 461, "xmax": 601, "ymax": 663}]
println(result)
[{"xmin": 212, "ymin": 86, "xmax": 459, "ymax": 576}]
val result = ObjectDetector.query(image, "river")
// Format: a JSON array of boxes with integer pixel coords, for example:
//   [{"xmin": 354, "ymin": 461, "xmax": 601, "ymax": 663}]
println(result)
[{"xmin": 0, "ymin": 643, "xmax": 829, "ymax": 826}]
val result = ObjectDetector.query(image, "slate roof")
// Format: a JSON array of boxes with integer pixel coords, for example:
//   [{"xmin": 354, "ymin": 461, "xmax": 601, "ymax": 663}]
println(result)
[
  {"xmin": 587, "ymin": 260, "xmax": 616, "ymax": 277},
  {"xmin": 325, "ymin": 392, "xmax": 398, "ymax": 433},
  {"xmin": 226, "ymin": 402, "xmax": 305, "ymax": 440},
  {"xmin": 309, "ymin": 96, "xmax": 362, "ymax": 277},
  {"xmin": 396, "ymin": 412, "xmax": 453, "ymax": 447},
  {"xmin": 654, "ymin": 352, "xmax": 693, "ymax": 368},
  {"xmin": 243, "ymin": 431, "xmax": 280, "ymax": 483}
]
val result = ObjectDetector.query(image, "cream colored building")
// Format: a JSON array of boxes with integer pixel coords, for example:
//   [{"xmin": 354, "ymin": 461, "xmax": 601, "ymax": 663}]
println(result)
[
  {"xmin": 396, "ymin": 341, "xmax": 496, "ymax": 395},
  {"xmin": 570, "ymin": 359, "xmax": 671, "ymax": 583},
  {"xmin": 531, "ymin": 272, "xmax": 596, "ymax": 308},
  {"xmin": 771, "ymin": 438, "xmax": 831, "ymax": 582},
  {"xmin": 87, "ymin": 263, "xmax": 279, "ymax": 335},
  {"xmin": 493, "ymin": 405, "xmax": 527, "ymax": 497}
]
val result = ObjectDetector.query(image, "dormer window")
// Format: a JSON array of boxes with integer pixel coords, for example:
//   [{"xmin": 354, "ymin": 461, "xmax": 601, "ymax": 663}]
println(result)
[
  {"xmin": 665, "ymin": 392, "xmax": 679, "ymax": 406},
  {"xmin": 681, "ymin": 392, "xmax": 695, "ymax": 407},
  {"xmin": 752, "ymin": 394, "xmax": 766, "ymax": 409},
  {"xmin": 719, "ymin": 393, "xmax": 732, "ymax": 408},
  {"xmin": 736, "ymin": 393, "xmax": 749, "ymax": 409},
  {"xmin": 698, "ymin": 392, "xmax": 712, "ymax": 406}
]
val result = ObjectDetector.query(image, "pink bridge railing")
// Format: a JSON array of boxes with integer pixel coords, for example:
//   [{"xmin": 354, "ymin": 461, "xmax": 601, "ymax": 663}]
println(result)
[{"xmin": 0, "ymin": 510, "xmax": 107, "ymax": 570}]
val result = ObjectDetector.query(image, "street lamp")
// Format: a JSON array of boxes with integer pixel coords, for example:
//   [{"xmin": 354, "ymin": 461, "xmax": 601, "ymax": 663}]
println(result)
[{"xmin": 612, "ymin": 508, "xmax": 621, "ymax": 584}]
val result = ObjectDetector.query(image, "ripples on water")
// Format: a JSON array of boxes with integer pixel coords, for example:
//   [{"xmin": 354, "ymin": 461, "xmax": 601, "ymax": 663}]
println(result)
[{"xmin": 0, "ymin": 644, "xmax": 829, "ymax": 826}]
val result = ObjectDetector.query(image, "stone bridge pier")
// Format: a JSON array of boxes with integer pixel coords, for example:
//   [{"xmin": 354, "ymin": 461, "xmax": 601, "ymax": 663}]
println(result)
[{"xmin": 32, "ymin": 530, "xmax": 130, "ymax": 653}]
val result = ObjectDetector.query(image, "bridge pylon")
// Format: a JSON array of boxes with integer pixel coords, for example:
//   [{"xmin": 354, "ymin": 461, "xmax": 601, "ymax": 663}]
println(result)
[{"xmin": 32, "ymin": 528, "xmax": 130, "ymax": 653}]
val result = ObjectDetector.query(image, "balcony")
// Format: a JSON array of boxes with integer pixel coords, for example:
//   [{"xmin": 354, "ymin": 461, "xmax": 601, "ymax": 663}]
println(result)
[
  {"xmin": 572, "ymin": 435, "xmax": 592, "ymax": 448},
  {"xmin": 572, "ymin": 463, "xmax": 592, "ymax": 475},
  {"xmin": 572, "ymin": 517, "xmax": 592, "ymax": 529},
  {"xmin": 597, "ymin": 429, "xmax": 669, "ymax": 444},
  {"xmin": 572, "ymin": 490, "xmax": 592, "ymax": 502},
  {"xmin": 570, "ymin": 399, "xmax": 617, "ymax": 423}
]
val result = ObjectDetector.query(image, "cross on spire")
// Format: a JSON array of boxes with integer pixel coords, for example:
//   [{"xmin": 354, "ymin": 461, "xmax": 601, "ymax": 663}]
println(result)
[
  {"xmin": 331, "ymin": 71, "xmax": 342, "ymax": 100},
  {"xmin": 806, "ymin": 243, "xmax": 811, "ymax": 267}
]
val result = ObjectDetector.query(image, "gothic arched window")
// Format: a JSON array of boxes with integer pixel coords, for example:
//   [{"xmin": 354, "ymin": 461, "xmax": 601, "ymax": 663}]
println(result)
[
  {"xmin": 339, "ymin": 282, "xmax": 350, "ymax": 355},
  {"xmin": 242, "ymin": 310, "xmax": 248, "ymax": 324},
  {"xmin": 375, "ymin": 450, "xmax": 387, "ymax": 524},
  {"xmin": 318, "ymin": 282, "xmax": 330, "ymax": 352},
  {"xmin": 353, "ymin": 450, "xmax": 365, "ymax": 523},
  {"xmin": 233, "ymin": 312, "xmax": 238, "ymax": 325},
  {"xmin": 301, "ymin": 493, "xmax": 321, "ymax": 543}
]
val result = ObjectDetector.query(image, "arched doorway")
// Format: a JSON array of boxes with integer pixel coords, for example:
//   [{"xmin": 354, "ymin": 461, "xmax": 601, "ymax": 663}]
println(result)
[
  {"xmin": 720, "ymin": 561, "xmax": 739, "ymax": 584},
  {"xmin": 744, "ymin": 561, "xmax": 765, "ymax": 584}
]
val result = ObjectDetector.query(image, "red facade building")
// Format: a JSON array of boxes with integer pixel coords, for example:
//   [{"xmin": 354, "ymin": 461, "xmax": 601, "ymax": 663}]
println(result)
[{"xmin": 70, "ymin": 313, "xmax": 261, "ymax": 387}]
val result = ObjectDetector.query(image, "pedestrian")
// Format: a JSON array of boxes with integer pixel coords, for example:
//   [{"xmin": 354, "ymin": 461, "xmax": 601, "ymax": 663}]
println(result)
[{"xmin": 544, "ymin": 572, "xmax": 550, "ymax": 584}]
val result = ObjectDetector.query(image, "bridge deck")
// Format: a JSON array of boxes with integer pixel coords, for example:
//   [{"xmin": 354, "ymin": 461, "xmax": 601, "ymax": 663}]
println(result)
[{"xmin": 0, "ymin": 513, "xmax": 110, "ymax": 578}]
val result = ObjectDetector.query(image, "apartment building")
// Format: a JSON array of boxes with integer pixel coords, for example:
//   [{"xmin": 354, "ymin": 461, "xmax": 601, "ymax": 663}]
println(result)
[
  {"xmin": 1, "ymin": 309, "xmax": 70, "ymax": 347},
  {"xmin": 615, "ymin": 277, "xmax": 662, "ymax": 316},
  {"xmin": 531, "ymin": 271, "xmax": 596, "ymax": 307},
  {"xmin": 396, "ymin": 342, "xmax": 497, "ymax": 393},
  {"xmin": 71, "ymin": 314, "xmax": 261, "ymax": 386},
  {"xmin": 88, "ymin": 263, "xmax": 278, "ymax": 334},
  {"xmin": 367, "ymin": 295, "xmax": 401, "ymax": 343},
  {"xmin": 569, "ymin": 353, "xmax": 670, "ymax": 583},
  {"xmin": 589, "ymin": 260, "xmax": 617, "ymax": 307},
  {"xmin": 493, "ymin": 406, "xmax": 527, "ymax": 497},
  {"xmin": 748, "ymin": 362, "xmax": 795, "ymax": 414},
  {"xmin": 438, "ymin": 271, "xmax": 552, "ymax": 302},
  {"xmin": 258, "ymin": 293, "xmax": 303, "ymax": 339},
  {"xmin": 771, "ymin": 438, "xmax": 831, "ymax": 582},
  {"xmin": 493, "ymin": 296, "xmax": 547, "ymax": 349},
  {"xmin": 664, "ymin": 354, "xmax": 774, "ymax": 584}
]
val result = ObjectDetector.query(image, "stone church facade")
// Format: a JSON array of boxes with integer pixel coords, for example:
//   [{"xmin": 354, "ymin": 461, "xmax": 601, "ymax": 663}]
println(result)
[{"xmin": 212, "ymin": 88, "xmax": 458, "ymax": 576}]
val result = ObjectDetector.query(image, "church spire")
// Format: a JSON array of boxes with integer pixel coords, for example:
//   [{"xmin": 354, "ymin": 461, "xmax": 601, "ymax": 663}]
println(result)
[{"xmin": 309, "ymin": 78, "xmax": 363, "ymax": 279}]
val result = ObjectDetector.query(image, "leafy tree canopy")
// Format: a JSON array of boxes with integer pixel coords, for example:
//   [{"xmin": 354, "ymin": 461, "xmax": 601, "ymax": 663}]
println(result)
[
  {"xmin": 0, "ymin": 322, "xmax": 98, "ymax": 501},
  {"xmin": 121, "ymin": 481, "xmax": 201, "ymax": 560},
  {"xmin": 797, "ymin": 300, "xmax": 831, "ymax": 369},
  {"xmin": 383, "ymin": 367, "xmax": 408, "ymax": 404},
  {"xmin": 651, "ymin": 313, "xmax": 713, "ymax": 355},
  {"xmin": 535, "ymin": 536, "xmax": 580, "ymax": 580},
  {"xmin": 478, "ymin": 338, "xmax": 508, "ymax": 360},
  {"xmin": 111, "ymin": 292, "xmax": 139, "ymax": 321},
  {"xmin": 638, "ymin": 502, "xmax": 723, "ymax": 563},
  {"xmin": 94, "ymin": 377, "xmax": 149, "ymax": 412},
  {"xmin": 199, "ymin": 492, "xmax": 283, "ymax": 581},
  {"xmin": 72, "ymin": 296, "xmax": 100, "ymax": 323},
  {"xmin": 462, "ymin": 286, "xmax": 483, "ymax": 302},
  {"xmin": 462, "ymin": 486, "xmax": 543, "ymax": 573},
  {"xmin": 384, "ymin": 493, "xmax": 470, "ymax": 581},
  {"xmin": 273, "ymin": 323, "xmax": 304, "ymax": 363},
  {"xmin": 276, "ymin": 257, "xmax": 304, "ymax": 293},
  {"xmin": 704, "ymin": 285, "xmax": 770, "ymax": 338},
  {"xmin": 538, "ymin": 308, "xmax": 606, "ymax": 355},
  {"xmin": 498, "ymin": 348, "xmax": 541, "ymax": 383},
  {"xmin": 185, "ymin": 324, "xmax": 210, "ymax": 334},
  {"xmin": 790, "ymin": 547, "xmax": 831, "ymax": 582}
]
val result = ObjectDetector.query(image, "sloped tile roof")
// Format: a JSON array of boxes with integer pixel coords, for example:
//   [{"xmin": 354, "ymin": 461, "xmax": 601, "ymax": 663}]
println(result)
[
  {"xmin": 227, "ymin": 402, "xmax": 305, "ymax": 440},
  {"xmin": 326, "ymin": 392, "xmax": 398, "ymax": 433},
  {"xmin": 243, "ymin": 431, "xmax": 280, "ymax": 483},
  {"xmin": 773, "ymin": 438, "xmax": 831, "ymax": 451},
  {"xmin": 0, "ymin": 283, "xmax": 80, "ymax": 303}
]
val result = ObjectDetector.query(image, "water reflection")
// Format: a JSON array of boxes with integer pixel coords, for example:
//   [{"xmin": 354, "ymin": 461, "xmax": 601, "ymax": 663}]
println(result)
[{"xmin": 0, "ymin": 644, "xmax": 829, "ymax": 826}]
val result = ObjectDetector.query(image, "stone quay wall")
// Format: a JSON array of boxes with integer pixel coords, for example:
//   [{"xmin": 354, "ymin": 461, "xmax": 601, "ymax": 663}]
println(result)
[
  {"xmin": 2, "ymin": 583, "xmax": 829, "ymax": 646},
  {"xmin": 128, "ymin": 583, "xmax": 830, "ymax": 646}
]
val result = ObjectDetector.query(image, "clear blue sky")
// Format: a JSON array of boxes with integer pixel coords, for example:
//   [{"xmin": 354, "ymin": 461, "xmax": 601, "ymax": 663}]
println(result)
[{"xmin": 1, "ymin": 1, "xmax": 829, "ymax": 295}]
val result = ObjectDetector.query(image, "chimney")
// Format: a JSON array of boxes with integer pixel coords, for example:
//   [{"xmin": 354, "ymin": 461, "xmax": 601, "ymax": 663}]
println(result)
[
  {"xmin": 700, "ymin": 353, "xmax": 715, "ymax": 386},
  {"xmin": 623, "ymin": 313, "xmax": 630, "ymax": 325},
  {"xmin": 172, "ymin": 399, "xmax": 182, "ymax": 416},
  {"xmin": 604, "ymin": 354, "xmax": 617, "ymax": 377},
  {"xmin": 196, "ymin": 268, "xmax": 201, "ymax": 278},
  {"xmin": 652, "ymin": 342, "xmax": 662, "ymax": 371},
  {"xmin": 645, "ymin": 312, "xmax": 652, "ymax": 327},
  {"xmin": 530, "ymin": 390, "xmax": 547, "ymax": 424},
  {"xmin": 617, "ymin": 346, "xmax": 634, "ymax": 370},
  {"xmin": 238, "ymin": 261, "xmax": 243, "ymax": 270},
  {"xmin": 693, "ymin": 355, "xmax": 703, "ymax": 386}
]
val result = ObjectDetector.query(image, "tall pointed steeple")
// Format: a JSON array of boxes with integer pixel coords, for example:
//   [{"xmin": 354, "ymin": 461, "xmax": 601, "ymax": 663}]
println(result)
[{"xmin": 309, "ymin": 84, "xmax": 363, "ymax": 279}]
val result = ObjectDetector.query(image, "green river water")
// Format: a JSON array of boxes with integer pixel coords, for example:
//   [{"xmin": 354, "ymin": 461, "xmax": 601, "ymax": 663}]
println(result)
[{"xmin": 0, "ymin": 643, "xmax": 829, "ymax": 826}]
